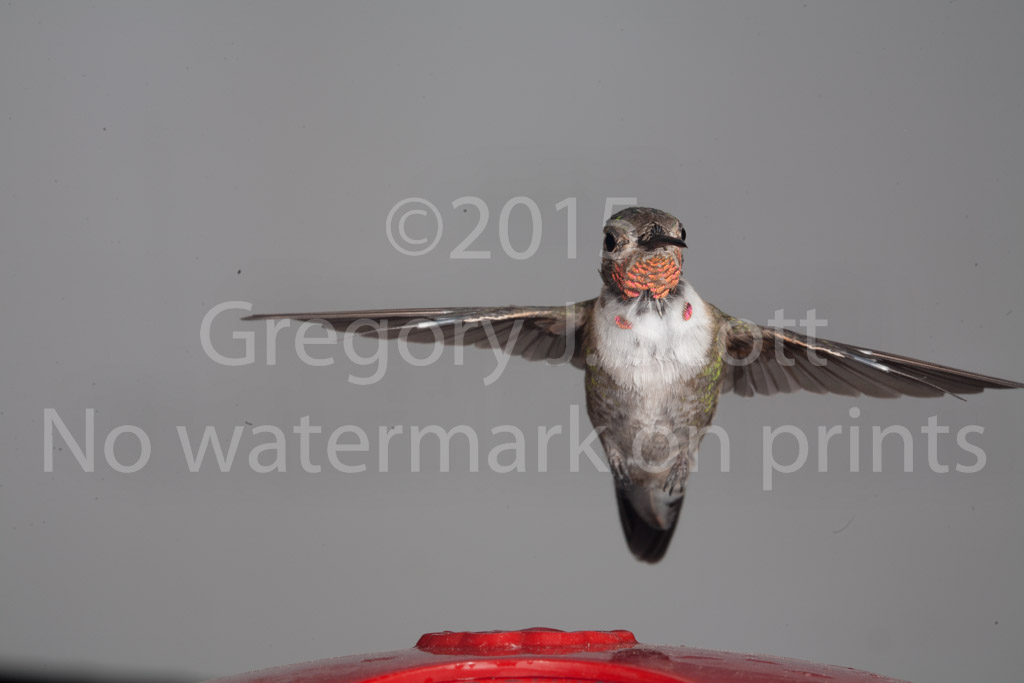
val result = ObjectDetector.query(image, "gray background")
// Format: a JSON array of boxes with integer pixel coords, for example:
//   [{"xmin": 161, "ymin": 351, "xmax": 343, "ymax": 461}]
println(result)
[{"xmin": 2, "ymin": 2, "xmax": 1022, "ymax": 682}]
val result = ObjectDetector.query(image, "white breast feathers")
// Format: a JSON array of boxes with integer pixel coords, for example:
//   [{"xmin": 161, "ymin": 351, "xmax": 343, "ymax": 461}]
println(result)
[{"xmin": 593, "ymin": 285, "xmax": 714, "ymax": 390}]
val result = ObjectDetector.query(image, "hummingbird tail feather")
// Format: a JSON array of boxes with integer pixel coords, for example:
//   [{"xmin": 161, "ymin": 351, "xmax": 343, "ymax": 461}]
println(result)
[{"xmin": 614, "ymin": 488, "xmax": 683, "ymax": 564}]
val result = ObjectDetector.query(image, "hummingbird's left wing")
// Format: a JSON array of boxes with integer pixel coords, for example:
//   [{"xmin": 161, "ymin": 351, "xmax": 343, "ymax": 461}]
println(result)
[
  {"xmin": 243, "ymin": 301, "xmax": 595, "ymax": 368},
  {"xmin": 716, "ymin": 310, "xmax": 1023, "ymax": 399}
]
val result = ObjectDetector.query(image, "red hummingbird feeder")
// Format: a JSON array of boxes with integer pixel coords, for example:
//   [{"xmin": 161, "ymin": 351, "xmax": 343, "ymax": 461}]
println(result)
[{"xmin": 205, "ymin": 628, "xmax": 907, "ymax": 683}]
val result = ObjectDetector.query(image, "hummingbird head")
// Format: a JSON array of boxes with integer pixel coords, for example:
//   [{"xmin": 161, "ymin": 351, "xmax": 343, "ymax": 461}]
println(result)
[{"xmin": 600, "ymin": 207, "xmax": 687, "ymax": 302}]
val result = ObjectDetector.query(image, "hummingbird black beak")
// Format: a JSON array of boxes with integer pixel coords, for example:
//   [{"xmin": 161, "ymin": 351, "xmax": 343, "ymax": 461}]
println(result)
[{"xmin": 643, "ymin": 234, "xmax": 687, "ymax": 250}]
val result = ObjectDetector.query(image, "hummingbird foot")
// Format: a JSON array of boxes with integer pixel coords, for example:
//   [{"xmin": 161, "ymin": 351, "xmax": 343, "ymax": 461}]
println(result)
[
  {"xmin": 662, "ymin": 459, "xmax": 689, "ymax": 496},
  {"xmin": 608, "ymin": 455, "xmax": 632, "ymax": 485}
]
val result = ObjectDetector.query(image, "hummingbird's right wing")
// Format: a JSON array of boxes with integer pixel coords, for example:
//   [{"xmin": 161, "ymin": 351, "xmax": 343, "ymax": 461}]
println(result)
[
  {"xmin": 715, "ymin": 309, "xmax": 1024, "ymax": 399},
  {"xmin": 243, "ymin": 300, "xmax": 595, "ymax": 368}
]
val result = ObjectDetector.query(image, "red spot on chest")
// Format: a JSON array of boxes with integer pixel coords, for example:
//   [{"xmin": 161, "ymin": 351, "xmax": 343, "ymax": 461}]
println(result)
[
  {"xmin": 683, "ymin": 302, "xmax": 693, "ymax": 321},
  {"xmin": 614, "ymin": 315, "xmax": 632, "ymax": 330}
]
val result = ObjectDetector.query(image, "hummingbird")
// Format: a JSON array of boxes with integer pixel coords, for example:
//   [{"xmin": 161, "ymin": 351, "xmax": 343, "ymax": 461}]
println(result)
[{"xmin": 245, "ymin": 207, "xmax": 1023, "ymax": 563}]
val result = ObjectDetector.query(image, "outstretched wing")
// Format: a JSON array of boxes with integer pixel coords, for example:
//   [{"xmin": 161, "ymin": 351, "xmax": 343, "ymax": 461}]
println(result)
[
  {"xmin": 715, "ymin": 308, "xmax": 1024, "ymax": 399},
  {"xmin": 243, "ymin": 301, "xmax": 595, "ymax": 368}
]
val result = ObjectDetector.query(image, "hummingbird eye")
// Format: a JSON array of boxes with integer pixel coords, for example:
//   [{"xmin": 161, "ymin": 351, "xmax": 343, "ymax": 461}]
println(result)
[
  {"xmin": 604, "ymin": 233, "xmax": 619, "ymax": 252},
  {"xmin": 679, "ymin": 226, "xmax": 686, "ymax": 242}
]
